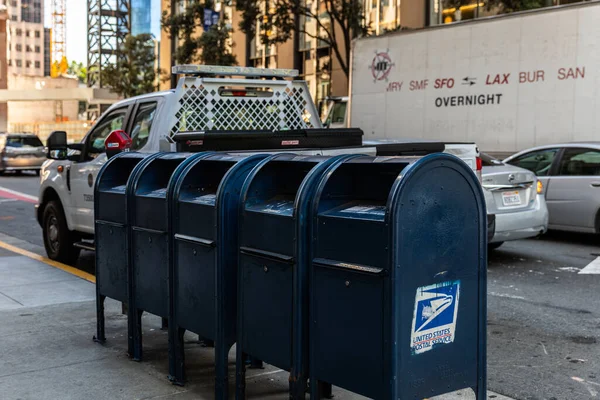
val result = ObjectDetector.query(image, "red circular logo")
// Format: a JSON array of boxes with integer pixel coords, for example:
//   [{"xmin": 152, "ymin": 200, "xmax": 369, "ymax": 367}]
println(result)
[{"xmin": 369, "ymin": 51, "xmax": 394, "ymax": 81}]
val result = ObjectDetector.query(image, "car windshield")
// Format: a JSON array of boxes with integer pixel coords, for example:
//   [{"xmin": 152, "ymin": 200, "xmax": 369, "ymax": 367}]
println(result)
[
  {"xmin": 6, "ymin": 136, "xmax": 43, "ymax": 148},
  {"xmin": 481, "ymin": 153, "xmax": 503, "ymax": 166}
]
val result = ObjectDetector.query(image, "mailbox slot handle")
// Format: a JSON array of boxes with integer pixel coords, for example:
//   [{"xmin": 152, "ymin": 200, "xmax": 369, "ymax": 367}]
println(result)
[
  {"xmin": 240, "ymin": 246, "xmax": 294, "ymax": 264},
  {"xmin": 313, "ymin": 257, "xmax": 386, "ymax": 276},
  {"xmin": 174, "ymin": 233, "xmax": 215, "ymax": 248},
  {"xmin": 96, "ymin": 220, "xmax": 125, "ymax": 228},
  {"xmin": 132, "ymin": 226, "xmax": 166, "ymax": 235}
]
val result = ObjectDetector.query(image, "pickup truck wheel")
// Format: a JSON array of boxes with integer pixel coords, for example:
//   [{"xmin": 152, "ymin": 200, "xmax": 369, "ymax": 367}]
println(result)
[{"xmin": 42, "ymin": 200, "xmax": 80, "ymax": 265}]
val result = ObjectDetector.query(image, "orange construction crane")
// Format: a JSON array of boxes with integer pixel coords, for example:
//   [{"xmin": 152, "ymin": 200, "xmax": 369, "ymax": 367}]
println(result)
[{"xmin": 50, "ymin": 0, "xmax": 67, "ymax": 79}]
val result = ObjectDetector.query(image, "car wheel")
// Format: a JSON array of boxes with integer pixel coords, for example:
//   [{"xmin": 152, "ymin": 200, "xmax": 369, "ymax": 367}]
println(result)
[
  {"xmin": 488, "ymin": 241, "xmax": 504, "ymax": 250},
  {"xmin": 14, "ymin": 170, "xmax": 21, "ymax": 175},
  {"xmin": 34, "ymin": 170, "xmax": 40, "ymax": 176},
  {"xmin": 42, "ymin": 200, "xmax": 80, "ymax": 265}
]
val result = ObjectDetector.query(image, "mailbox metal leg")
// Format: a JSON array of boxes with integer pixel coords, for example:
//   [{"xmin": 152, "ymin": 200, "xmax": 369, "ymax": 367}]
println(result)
[
  {"xmin": 309, "ymin": 378, "xmax": 332, "ymax": 400},
  {"xmin": 235, "ymin": 350, "xmax": 247, "ymax": 399},
  {"xmin": 169, "ymin": 326, "xmax": 186, "ymax": 386},
  {"xmin": 215, "ymin": 341, "xmax": 232, "ymax": 400},
  {"xmin": 94, "ymin": 294, "xmax": 106, "ymax": 344},
  {"xmin": 131, "ymin": 308, "xmax": 143, "ymax": 361},
  {"xmin": 289, "ymin": 368, "xmax": 308, "ymax": 399}
]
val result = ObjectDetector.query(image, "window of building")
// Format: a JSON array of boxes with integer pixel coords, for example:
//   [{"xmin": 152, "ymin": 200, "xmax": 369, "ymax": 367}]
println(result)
[
  {"xmin": 35, "ymin": 61, "xmax": 40, "ymax": 69},
  {"xmin": 15, "ymin": 44, "xmax": 22, "ymax": 52},
  {"xmin": 11, "ymin": 15, "xmax": 17, "ymax": 21},
  {"xmin": 26, "ymin": 60, "xmax": 31, "ymax": 68},
  {"xmin": 16, "ymin": 28, "xmax": 22, "ymax": 36},
  {"xmin": 26, "ymin": 45, "xmax": 31, "ymax": 52},
  {"xmin": 35, "ymin": 45, "xmax": 40, "ymax": 53},
  {"xmin": 10, "ymin": 0, "xmax": 16, "ymax": 6},
  {"xmin": 429, "ymin": 0, "xmax": 587, "ymax": 25},
  {"xmin": 16, "ymin": 59, "xmax": 22, "ymax": 67},
  {"xmin": 26, "ymin": 30, "xmax": 30, "ymax": 37},
  {"xmin": 8, "ymin": 60, "xmax": 11, "ymax": 66},
  {"xmin": 35, "ymin": 30, "xmax": 40, "ymax": 38}
]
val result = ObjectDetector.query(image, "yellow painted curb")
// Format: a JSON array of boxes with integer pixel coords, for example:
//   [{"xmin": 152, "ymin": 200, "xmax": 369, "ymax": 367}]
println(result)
[{"xmin": 0, "ymin": 240, "xmax": 96, "ymax": 284}]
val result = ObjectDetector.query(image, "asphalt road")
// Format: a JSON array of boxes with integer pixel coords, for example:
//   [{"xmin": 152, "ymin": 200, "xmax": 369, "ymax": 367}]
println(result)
[{"xmin": 0, "ymin": 172, "xmax": 599, "ymax": 400}]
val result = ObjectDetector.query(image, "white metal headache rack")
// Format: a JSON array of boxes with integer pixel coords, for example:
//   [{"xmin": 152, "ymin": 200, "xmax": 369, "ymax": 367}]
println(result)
[
  {"xmin": 172, "ymin": 65, "xmax": 299, "ymax": 79},
  {"xmin": 167, "ymin": 65, "xmax": 321, "ymax": 135}
]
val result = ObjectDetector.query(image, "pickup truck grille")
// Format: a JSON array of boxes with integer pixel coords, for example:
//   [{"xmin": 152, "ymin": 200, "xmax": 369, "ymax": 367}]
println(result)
[{"xmin": 170, "ymin": 79, "xmax": 317, "ymax": 135}]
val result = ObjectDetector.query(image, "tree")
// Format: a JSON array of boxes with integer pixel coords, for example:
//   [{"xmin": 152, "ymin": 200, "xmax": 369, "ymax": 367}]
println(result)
[
  {"xmin": 161, "ymin": 1, "xmax": 238, "ymax": 66},
  {"xmin": 67, "ymin": 61, "xmax": 87, "ymax": 83},
  {"xmin": 236, "ymin": 0, "xmax": 369, "ymax": 79},
  {"xmin": 100, "ymin": 33, "xmax": 159, "ymax": 98}
]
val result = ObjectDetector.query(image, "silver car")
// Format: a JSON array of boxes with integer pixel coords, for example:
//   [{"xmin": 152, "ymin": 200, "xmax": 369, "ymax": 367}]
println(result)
[
  {"xmin": 504, "ymin": 142, "xmax": 600, "ymax": 234},
  {"xmin": 482, "ymin": 153, "xmax": 549, "ymax": 249},
  {"xmin": 0, "ymin": 133, "xmax": 46, "ymax": 175}
]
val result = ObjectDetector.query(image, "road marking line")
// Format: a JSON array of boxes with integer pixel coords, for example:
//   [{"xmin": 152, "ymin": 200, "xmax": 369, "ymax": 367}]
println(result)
[
  {"xmin": 579, "ymin": 257, "xmax": 600, "ymax": 274},
  {"xmin": 0, "ymin": 186, "xmax": 38, "ymax": 203},
  {"xmin": 489, "ymin": 292, "xmax": 526, "ymax": 300},
  {"xmin": 0, "ymin": 239, "xmax": 95, "ymax": 284}
]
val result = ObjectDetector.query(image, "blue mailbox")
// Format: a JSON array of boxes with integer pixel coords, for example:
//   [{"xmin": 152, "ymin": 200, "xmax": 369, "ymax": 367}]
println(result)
[
  {"xmin": 94, "ymin": 152, "xmax": 162, "ymax": 354},
  {"xmin": 236, "ymin": 154, "xmax": 359, "ymax": 399},
  {"xmin": 169, "ymin": 153, "xmax": 268, "ymax": 399},
  {"xmin": 127, "ymin": 152, "xmax": 195, "ymax": 361},
  {"xmin": 308, "ymin": 154, "xmax": 487, "ymax": 399}
]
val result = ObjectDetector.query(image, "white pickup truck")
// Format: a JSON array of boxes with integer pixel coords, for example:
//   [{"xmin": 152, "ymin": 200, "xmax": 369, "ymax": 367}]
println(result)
[{"xmin": 36, "ymin": 65, "xmax": 482, "ymax": 264}]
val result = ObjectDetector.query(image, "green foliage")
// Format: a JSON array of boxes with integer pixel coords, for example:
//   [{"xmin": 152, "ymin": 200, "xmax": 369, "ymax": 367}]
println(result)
[
  {"xmin": 67, "ymin": 61, "xmax": 87, "ymax": 83},
  {"xmin": 161, "ymin": 1, "xmax": 237, "ymax": 66},
  {"xmin": 100, "ymin": 34, "xmax": 159, "ymax": 98},
  {"xmin": 236, "ymin": 0, "xmax": 369, "ymax": 78}
]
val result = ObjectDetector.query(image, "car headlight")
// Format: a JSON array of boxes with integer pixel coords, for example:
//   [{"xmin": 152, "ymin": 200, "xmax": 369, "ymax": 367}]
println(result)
[{"xmin": 537, "ymin": 180, "xmax": 543, "ymax": 194}]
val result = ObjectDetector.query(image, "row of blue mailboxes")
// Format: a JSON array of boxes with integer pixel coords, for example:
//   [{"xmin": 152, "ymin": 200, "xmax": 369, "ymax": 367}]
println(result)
[{"xmin": 94, "ymin": 151, "xmax": 488, "ymax": 400}]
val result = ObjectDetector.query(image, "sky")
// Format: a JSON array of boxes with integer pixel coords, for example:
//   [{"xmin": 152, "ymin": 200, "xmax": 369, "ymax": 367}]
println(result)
[{"xmin": 45, "ymin": 0, "xmax": 162, "ymax": 65}]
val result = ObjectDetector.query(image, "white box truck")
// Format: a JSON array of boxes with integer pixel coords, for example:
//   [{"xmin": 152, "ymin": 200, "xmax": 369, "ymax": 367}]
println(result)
[{"xmin": 346, "ymin": 2, "xmax": 599, "ymax": 155}]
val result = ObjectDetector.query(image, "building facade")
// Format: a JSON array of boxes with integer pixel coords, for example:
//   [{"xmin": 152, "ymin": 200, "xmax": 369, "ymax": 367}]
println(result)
[
  {"xmin": 160, "ymin": 0, "xmax": 591, "ymax": 115},
  {"xmin": 5, "ymin": 0, "xmax": 44, "ymax": 77}
]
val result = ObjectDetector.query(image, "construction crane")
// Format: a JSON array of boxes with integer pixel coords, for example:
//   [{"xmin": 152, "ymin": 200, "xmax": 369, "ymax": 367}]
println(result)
[{"xmin": 50, "ymin": 0, "xmax": 67, "ymax": 121}]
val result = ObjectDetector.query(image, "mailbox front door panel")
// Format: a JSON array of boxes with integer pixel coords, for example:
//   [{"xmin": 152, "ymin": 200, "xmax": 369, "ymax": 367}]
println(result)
[
  {"xmin": 96, "ymin": 223, "xmax": 128, "ymax": 303},
  {"xmin": 175, "ymin": 240, "xmax": 216, "ymax": 339},
  {"xmin": 312, "ymin": 266, "xmax": 384, "ymax": 398},
  {"xmin": 133, "ymin": 230, "xmax": 169, "ymax": 317},
  {"xmin": 240, "ymin": 254, "xmax": 293, "ymax": 369}
]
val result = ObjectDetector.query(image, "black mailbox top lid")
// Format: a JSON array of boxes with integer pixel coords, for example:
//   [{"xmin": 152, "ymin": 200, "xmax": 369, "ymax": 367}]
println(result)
[
  {"xmin": 96, "ymin": 152, "xmax": 149, "ymax": 194},
  {"xmin": 133, "ymin": 153, "xmax": 191, "ymax": 198},
  {"xmin": 174, "ymin": 153, "xmax": 248, "ymax": 204}
]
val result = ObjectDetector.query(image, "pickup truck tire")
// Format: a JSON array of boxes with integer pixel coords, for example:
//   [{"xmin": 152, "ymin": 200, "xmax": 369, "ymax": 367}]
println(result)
[{"xmin": 42, "ymin": 200, "xmax": 80, "ymax": 265}]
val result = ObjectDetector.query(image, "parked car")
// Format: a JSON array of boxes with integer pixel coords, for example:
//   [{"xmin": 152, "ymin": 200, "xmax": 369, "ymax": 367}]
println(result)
[
  {"xmin": 504, "ymin": 143, "xmax": 600, "ymax": 234},
  {"xmin": 481, "ymin": 153, "xmax": 549, "ymax": 249},
  {"xmin": 0, "ymin": 132, "xmax": 46, "ymax": 175}
]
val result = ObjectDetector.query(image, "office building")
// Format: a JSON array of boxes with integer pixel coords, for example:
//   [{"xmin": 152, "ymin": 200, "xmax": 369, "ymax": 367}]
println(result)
[{"xmin": 5, "ymin": 0, "xmax": 44, "ymax": 76}]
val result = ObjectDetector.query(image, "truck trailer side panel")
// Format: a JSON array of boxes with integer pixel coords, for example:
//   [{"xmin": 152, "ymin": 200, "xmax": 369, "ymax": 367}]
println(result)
[{"xmin": 350, "ymin": 3, "xmax": 600, "ymax": 153}]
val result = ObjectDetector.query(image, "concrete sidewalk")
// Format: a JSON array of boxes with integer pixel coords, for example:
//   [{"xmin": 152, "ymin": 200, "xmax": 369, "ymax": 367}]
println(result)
[{"xmin": 0, "ymin": 245, "xmax": 513, "ymax": 400}]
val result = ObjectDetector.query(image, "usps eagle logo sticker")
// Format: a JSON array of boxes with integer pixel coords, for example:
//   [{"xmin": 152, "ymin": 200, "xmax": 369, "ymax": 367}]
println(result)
[{"xmin": 410, "ymin": 280, "xmax": 460, "ymax": 355}]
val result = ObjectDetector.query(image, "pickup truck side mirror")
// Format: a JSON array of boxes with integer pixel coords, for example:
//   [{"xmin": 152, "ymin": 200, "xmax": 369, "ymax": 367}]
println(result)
[
  {"xmin": 46, "ymin": 130, "xmax": 68, "ymax": 160},
  {"xmin": 105, "ymin": 129, "xmax": 132, "ymax": 159}
]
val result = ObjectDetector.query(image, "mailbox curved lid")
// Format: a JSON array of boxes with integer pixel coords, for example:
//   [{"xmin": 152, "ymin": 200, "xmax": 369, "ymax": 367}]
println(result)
[
  {"xmin": 130, "ymin": 152, "xmax": 192, "ymax": 198},
  {"xmin": 95, "ymin": 151, "xmax": 148, "ymax": 194},
  {"xmin": 171, "ymin": 153, "xmax": 256, "ymax": 205},
  {"xmin": 310, "ymin": 155, "xmax": 420, "ymax": 223},
  {"xmin": 387, "ymin": 152, "xmax": 486, "ymax": 223}
]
